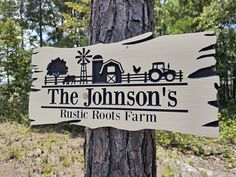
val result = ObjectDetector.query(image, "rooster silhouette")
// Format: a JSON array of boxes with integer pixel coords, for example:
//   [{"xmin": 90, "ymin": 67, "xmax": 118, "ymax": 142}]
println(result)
[{"xmin": 133, "ymin": 65, "xmax": 141, "ymax": 74}]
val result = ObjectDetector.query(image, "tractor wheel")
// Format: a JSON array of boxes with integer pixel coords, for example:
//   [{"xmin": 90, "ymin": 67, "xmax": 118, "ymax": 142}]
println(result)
[
  {"xmin": 149, "ymin": 69, "xmax": 162, "ymax": 82},
  {"xmin": 165, "ymin": 70, "xmax": 176, "ymax": 82}
]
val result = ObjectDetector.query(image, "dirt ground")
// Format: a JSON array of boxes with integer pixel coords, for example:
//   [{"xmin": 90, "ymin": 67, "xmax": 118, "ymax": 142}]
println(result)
[{"xmin": 0, "ymin": 123, "xmax": 235, "ymax": 177}]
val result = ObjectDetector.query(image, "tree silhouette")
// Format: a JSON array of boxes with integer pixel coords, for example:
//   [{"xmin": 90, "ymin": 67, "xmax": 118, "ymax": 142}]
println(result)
[{"xmin": 47, "ymin": 57, "xmax": 68, "ymax": 85}]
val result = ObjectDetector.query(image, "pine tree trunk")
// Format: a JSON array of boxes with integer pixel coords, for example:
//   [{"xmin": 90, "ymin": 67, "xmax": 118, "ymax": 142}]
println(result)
[
  {"xmin": 225, "ymin": 72, "xmax": 230, "ymax": 104},
  {"xmin": 39, "ymin": 0, "xmax": 43, "ymax": 47},
  {"xmin": 85, "ymin": 1, "xmax": 156, "ymax": 177},
  {"xmin": 233, "ymin": 68, "xmax": 236, "ymax": 101}
]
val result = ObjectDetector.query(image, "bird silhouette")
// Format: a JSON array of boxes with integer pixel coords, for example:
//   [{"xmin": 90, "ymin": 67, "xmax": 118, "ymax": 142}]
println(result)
[{"xmin": 133, "ymin": 65, "xmax": 141, "ymax": 74}]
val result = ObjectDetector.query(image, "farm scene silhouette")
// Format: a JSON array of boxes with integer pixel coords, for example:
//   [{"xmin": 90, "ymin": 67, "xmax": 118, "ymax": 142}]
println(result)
[{"xmin": 45, "ymin": 48, "xmax": 184, "ymax": 86}]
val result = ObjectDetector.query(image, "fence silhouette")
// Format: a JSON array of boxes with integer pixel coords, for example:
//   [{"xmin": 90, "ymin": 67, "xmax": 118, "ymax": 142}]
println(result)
[
  {"xmin": 44, "ymin": 71, "xmax": 183, "ymax": 85},
  {"xmin": 44, "ymin": 75, "xmax": 92, "ymax": 85},
  {"xmin": 122, "ymin": 71, "xmax": 183, "ymax": 83}
]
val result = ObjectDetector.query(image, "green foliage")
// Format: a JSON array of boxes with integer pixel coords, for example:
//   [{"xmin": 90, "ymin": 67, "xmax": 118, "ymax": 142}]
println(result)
[
  {"xmin": 59, "ymin": 0, "xmax": 90, "ymax": 47},
  {"xmin": 23, "ymin": 0, "xmax": 89, "ymax": 47},
  {"xmin": 6, "ymin": 146, "xmax": 21, "ymax": 160},
  {"xmin": 0, "ymin": 0, "xmax": 90, "ymax": 124},
  {"xmin": 0, "ymin": 0, "xmax": 234, "ymax": 124},
  {"xmin": 157, "ymin": 111, "xmax": 236, "ymax": 147},
  {"xmin": 199, "ymin": 169, "xmax": 208, "ymax": 177},
  {"xmin": 0, "ymin": 1, "xmax": 235, "ymax": 169},
  {"xmin": 78, "ymin": 153, "xmax": 84, "ymax": 164},
  {"xmin": 32, "ymin": 123, "xmax": 85, "ymax": 136},
  {"xmin": 60, "ymin": 154, "xmax": 72, "ymax": 167},
  {"xmin": 196, "ymin": 0, "xmax": 236, "ymax": 30},
  {"xmin": 0, "ymin": 0, "xmax": 17, "ymax": 19},
  {"xmin": 42, "ymin": 155, "xmax": 53, "ymax": 176},
  {"xmin": 155, "ymin": 3, "xmax": 235, "ymax": 165},
  {"xmin": 161, "ymin": 164, "xmax": 174, "ymax": 177},
  {"xmin": 0, "ymin": 7, "xmax": 32, "ymax": 123},
  {"xmin": 155, "ymin": 0, "xmax": 236, "ymax": 107},
  {"xmin": 155, "ymin": 0, "xmax": 209, "ymax": 35},
  {"xmin": 219, "ymin": 108, "xmax": 236, "ymax": 144},
  {"xmin": 216, "ymin": 29, "xmax": 236, "ymax": 107},
  {"xmin": 156, "ymin": 109, "xmax": 236, "ymax": 167}
]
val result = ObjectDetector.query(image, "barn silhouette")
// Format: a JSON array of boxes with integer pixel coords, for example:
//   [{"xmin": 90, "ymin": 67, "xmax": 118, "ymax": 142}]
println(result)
[{"xmin": 92, "ymin": 55, "xmax": 124, "ymax": 84}]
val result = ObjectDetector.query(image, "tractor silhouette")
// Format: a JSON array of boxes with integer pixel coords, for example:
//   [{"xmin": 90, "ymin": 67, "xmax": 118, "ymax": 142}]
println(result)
[{"xmin": 148, "ymin": 62, "xmax": 176, "ymax": 82}]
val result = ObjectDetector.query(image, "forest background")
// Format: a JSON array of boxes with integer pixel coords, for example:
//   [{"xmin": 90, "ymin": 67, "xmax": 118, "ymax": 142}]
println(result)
[{"xmin": 0, "ymin": 0, "xmax": 235, "ymax": 174}]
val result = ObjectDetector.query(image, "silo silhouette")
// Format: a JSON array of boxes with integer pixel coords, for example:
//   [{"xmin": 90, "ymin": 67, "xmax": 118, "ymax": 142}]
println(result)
[{"xmin": 92, "ymin": 55, "xmax": 106, "ymax": 83}]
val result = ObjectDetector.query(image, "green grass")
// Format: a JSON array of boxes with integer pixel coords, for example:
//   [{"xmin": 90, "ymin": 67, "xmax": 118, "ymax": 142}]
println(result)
[
  {"xmin": 161, "ymin": 164, "xmax": 174, "ymax": 177},
  {"xmin": 188, "ymin": 159, "xmax": 194, "ymax": 166},
  {"xmin": 156, "ymin": 107, "xmax": 236, "ymax": 168},
  {"xmin": 78, "ymin": 153, "xmax": 84, "ymax": 164},
  {"xmin": 7, "ymin": 146, "xmax": 21, "ymax": 160},
  {"xmin": 0, "ymin": 106, "xmax": 235, "ymax": 174},
  {"xmin": 59, "ymin": 154, "xmax": 72, "ymax": 167},
  {"xmin": 42, "ymin": 155, "xmax": 53, "ymax": 176},
  {"xmin": 199, "ymin": 169, "xmax": 207, "ymax": 177}
]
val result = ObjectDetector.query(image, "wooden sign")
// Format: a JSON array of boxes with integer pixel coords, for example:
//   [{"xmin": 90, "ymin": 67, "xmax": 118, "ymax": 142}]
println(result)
[{"xmin": 29, "ymin": 32, "xmax": 219, "ymax": 137}]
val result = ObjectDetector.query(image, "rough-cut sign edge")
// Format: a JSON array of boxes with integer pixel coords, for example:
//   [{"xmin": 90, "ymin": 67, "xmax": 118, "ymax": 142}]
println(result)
[
  {"xmin": 31, "ymin": 88, "xmax": 40, "ymax": 92},
  {"xmin": 92, "ymin": 32, "xmax": 154, "ymax": 46},
  {"xmin": 193, "ymin": 35, "xmax": 218, "ymax": 112},
  {"xmin": 214, "ymin": 83, "xmax": 220, "ymax": 90},
  {"xmin": 188, "ymin": 66, "xmax": 216, "ymax": 78},
  {"xmin": 29, "ymin": 121, "xmax": 219, "ymax": 130},
  {"xmin": 57, "ymin": 120, "xmax": 81, "ymax": 124},
  {"xmin": 197, "ymin": 54, "xmax": 215, "ymax": 60},
  {"xmin": 34, "ymin": 70, "xmax": 43, "ymax": 73},
  {"xmin": 30, "ymin": 119, "xmax": 81, "ymax": 126},
  {"xmin": 121, "ymin": 31, "xmax": 215, "ymax": 45},
  {"xmin": 203, "ymin": 121, "xmax": 219, "ymax": 127},
  {"xmin": 199, "ymin": 44, "xmax": 215, "ymax": 52},
  {"xmin": 31, "ymin": 32, "xmax": 215, "ymax": 51},
  {"xmin": 31, "ymin": 62, "xmax": 40, "ymax": 92},
  {"xmin": 122, "ymin": 33, "xmax": 154, "ymax": 45},
  {"xmin": 30, "ymin": 32, "xmax": 219, "ymax": 136},
  {"xmin": 121, "ymin": 32, "xmax": 153, "ymax": 45},
  {"xmin": 208, "ymin": 100, "xmax": 218, "ymax": 108},
  {"xmin": 204, "ymin": 33, "xmax": 215, "ymax": 36}
]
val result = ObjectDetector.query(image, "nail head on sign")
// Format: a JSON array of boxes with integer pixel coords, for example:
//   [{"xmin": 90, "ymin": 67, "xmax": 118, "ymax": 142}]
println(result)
[{"xmin": 83, "ymin": 93, "xmax": 88, "ymax": 99}]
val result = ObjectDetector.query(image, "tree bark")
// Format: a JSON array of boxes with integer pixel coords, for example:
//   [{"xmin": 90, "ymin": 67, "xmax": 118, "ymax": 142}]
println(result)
[
  {"xmin": 225, "ymin": 71, "xmax": 230, "ymax": 104},
  {"xmin": 85, "ymin": 1, "xmax": 156, "ymax": 177},
  {"xmin": 233, "ymin": 68, "xmax": 236, "ymax": 100},
  {"xmin": 39, "ymin": 0, "xmax": 43, "ymax": 47}
]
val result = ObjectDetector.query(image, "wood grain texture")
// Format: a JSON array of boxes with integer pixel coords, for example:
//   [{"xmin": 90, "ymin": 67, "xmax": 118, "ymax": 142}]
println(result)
[
  {"xmin": 29, "ymin": 32, "xmax": 218, "ymax": 137},
  {"xmin": 85, "ymin": 0, "xmax": 156, "ymax": 177}
]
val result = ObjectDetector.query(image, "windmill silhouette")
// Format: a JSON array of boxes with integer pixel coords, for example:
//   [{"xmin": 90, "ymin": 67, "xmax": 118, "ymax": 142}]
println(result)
[{"xmin": 75, "ymin": 48, "xmax": 92, "ymax": 84}]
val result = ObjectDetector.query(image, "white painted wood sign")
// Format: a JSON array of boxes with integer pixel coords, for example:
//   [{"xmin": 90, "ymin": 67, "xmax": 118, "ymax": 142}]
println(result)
[{"xmin": 29, "ymin": 32, "xmax": 219, "ymax": 137}]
